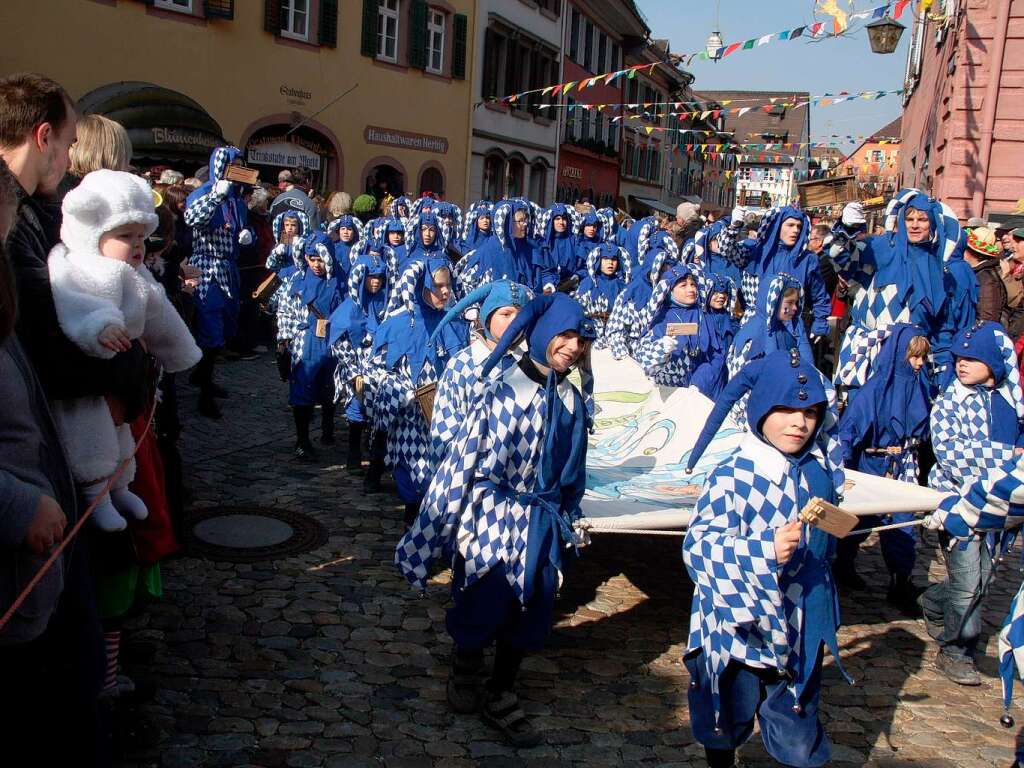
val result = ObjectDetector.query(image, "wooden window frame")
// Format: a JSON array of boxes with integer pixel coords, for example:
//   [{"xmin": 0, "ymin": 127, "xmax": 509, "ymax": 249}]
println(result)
[
  {"xmin": 426, "ymin": 8, "xmax": 446, "ymax": 74},
  {"xmin": 377, "ymin": 0, "xmax": 401, "ymax": 63}
]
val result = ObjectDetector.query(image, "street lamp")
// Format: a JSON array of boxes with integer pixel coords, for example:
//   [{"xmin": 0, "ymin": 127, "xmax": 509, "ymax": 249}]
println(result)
[
  {"xmin": 706, "ymin": 31, "xmax": 724, "ymax": 61},
  {"xmin": 866, "ymin": 14, "xmax": 906, "ymax": 54}
]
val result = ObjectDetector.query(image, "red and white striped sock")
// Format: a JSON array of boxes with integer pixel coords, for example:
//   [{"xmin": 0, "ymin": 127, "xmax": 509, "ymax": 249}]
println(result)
[{"xmin": 103, "ymin": 630, "xmax": 121, "ymax": 692}]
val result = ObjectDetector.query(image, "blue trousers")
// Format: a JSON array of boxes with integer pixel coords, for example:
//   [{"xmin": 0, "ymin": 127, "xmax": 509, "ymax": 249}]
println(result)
[
  {"xmin": 288, "ymin": 333, "xmax": 336, "ymax": 407},
  {"xmin": 345, "ymin": 395, "xmax": 367, "ymax": 423},
  {"xmin": 919, "ymin": 532, "xmax": 992, "ymax": 660},
  {"xmin": 193, "ymin": 279, "xmax": 239, "ymax": 349},
  {"xmin": 446, "ymin": 555, "xmax": 559, "ymax": 653},
  {"xmin": 685, "ymin": 650, "xmax": 830, "ymax": 768}
]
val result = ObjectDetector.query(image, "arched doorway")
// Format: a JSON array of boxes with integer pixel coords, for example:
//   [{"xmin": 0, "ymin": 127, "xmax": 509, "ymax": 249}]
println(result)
[
  {"xmin": 365, "ymin": 163, "xmax": 405, "ymax": 201},
  {"xmin": 482, "ymin": 152, "xmax": 505, "ymax": 200},
  {"xmin": 419, "ymin": 166, "xmax": 445, "ymax": 198},
  {"xmin": 241, "ymin": 117, "xmax": 342, "ymax": 194}
]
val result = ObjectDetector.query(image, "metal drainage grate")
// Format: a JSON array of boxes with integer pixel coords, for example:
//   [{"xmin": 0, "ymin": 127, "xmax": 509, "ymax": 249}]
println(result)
[{"xmin": 184, "ymin": 506, "xmax": 328, "ymax": 563}]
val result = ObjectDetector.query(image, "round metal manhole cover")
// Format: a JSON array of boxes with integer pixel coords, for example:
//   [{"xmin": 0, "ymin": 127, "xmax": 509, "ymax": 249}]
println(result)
[{"xmin": 184, "ymin": 506, "xmax": 328, "ymax": 563}]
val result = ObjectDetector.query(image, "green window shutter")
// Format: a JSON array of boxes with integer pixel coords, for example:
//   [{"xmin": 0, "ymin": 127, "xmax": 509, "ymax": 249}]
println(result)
[
  {"xmin": 360, "ymin": 0, "xmax": 377, "ymax": 56},
  {"xmin": 452, "ymin": 13, "xmax": 468, "ymax": 79},
  {"xmin": 319, "ymin": 0, "xmax": 338, "ymax": 47},
  {"xmin": 408, "ymin": 0, "xmax": 428, "ymax": 70},
  {"xmin": 264, "ymin": 0, "xmax": 282, "ymax": 34}
]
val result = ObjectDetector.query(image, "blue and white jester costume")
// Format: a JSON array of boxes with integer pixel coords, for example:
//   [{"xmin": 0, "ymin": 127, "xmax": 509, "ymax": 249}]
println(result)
[
  {"xmin": 458, "ymin": 200, "xmax": 542, "ymax": 294},
  {"xmin": 705, "ymin": 274, "xmax": 739, "ymax": 354},
  {"xmin": 327, "ymin": 214, "xmax": 363, "ymax": 268},
  {"xmin": 267, "ymin": 209, "xmax": 311, "ymax": 273},
  {"xmin": 457, "ymin": 201, "xmax": 493, "ymax": 255},
  {"xmin": 427, "ymin": 280, "xmax": 532, "ymax": 467},
  {"xmin": 278, "ymin": 233, "xmax": 346, "ymax": 457},
  {"xmin": 683, "ymin": 349, "xmax": 848, "ymax": 768},
  {"xmin": 835, "ymin": 323, "xmax": 932, "ymax": 591},
  {"xmin": 328, "ymin": 251, "xmax": 389, "ymax": 469},
  {"xmin": 603, "ymin": 233, "xmax": 679, "ymax": 358},
  {"xmin": 572, "ymin": 242, "xmax": 631, "ymax": 338},
  {"xmin": 369, "ymin": 257, "xmax": 468, "ymax": 513},
  {"xmin": 395, "ymin": 294, "xmax": 595, "ymax": 743},
  {"xmin": 728, "ymin": 274, "xmax": 814, "ymax": 429},
  {"xmin": 719, "ymin": 206, "xmax": 831, "ymax": 336},
  {"xmin": 928, "ymin": 451, "xmax": 1024, "ymax": 761},
  {"xmin": 382, "ymin": 218, "xmax": 409, "ymax": 278},
  {"xmin": 574, "ymin": 210, "xmax": 605, "ymax": 268},
  {"xmin": 535, "ymin": 203, "xmax": 581, "ymax": 292},
  {"xmin": 923, "ymin": 321, "xmax": 1024, "ymax": 653},
  {"xmin": 634, "ymin": 263, "xmax": 726, "ymax": 399},
  {"xmin": 403, "ymin": 211, "xmax": 451, "ymax": 268},
  {"xmin": 831, "ymin": 189, "xmax": 977, "ymax": 393},
  {"xmin": 184, "ymin": 146, "xmax": 255, "ymax": 416}
]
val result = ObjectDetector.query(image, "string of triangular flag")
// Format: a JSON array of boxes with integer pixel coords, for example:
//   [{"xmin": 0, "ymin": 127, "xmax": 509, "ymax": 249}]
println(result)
[
  {"xmin": 537, "ymin": 89, "xmax": 902, "ymax": 120},
  {"xmin": 490, "ymin": 0, "xmax": 912, "ymax": 105}
]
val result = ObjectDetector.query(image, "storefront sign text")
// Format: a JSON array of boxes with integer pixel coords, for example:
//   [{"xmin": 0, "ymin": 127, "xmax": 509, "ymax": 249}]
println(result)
[
  {"xmin": 364, "ymin": 126, "xmax": 448, "ymax": 155},
  {"xmin": 247, "ymin": 141, "xmax": 322, "ymax": 171},
  {"xmin": 561, "ymin": 166, "xmax": 583, "ymax": 179},
  {"xmin": 151, "ymin": 127, "xmax": 219, "ymax": 149}
]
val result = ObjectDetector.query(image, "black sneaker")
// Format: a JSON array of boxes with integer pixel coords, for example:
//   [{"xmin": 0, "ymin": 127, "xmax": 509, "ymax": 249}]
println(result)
[
  {"xmin": 887, "ymin": 575, "xmax": 923, "ymax": 617},
  {"xmin": 935, "ymin": 651, "xmax": 981, "ymax": 686}
]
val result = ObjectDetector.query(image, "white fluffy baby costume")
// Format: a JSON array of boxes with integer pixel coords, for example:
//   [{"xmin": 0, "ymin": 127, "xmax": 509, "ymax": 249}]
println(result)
[{"xmin": 48, "ymin": 169, "xmax": 202, "ymax": 531}]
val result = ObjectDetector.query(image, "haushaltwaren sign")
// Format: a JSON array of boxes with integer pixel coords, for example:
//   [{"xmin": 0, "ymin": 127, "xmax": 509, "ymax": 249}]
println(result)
[{"xmin": 364, "ymin": 125, "xmax": 449, "ymax": 155}]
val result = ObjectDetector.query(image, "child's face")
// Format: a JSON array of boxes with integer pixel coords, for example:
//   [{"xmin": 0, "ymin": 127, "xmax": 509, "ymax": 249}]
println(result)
[
  {"xmin": 421, "ymin": 225, "xmax": 437, "ymax": 246},
  {"xmin": 907, "ymin": 354, "xmax": 926, "ymax": 373},
  {"xmin": 671, "ymin": 276, "xmax": 698, "ymax": 305},
  {"xmin": 477, "ymin": 215, "xmax": 491, "ymax": 232},
  {"xmin": 599, "ymin": 257, "xmax": 618, "ymax": 276},
  {"xmin": 553, "ymin": 215, "xmax": 568, "ymax": 233},
  {"xmin": 423, "ymin": 268, "xmax": 451, "ymax": 309},
  {"xmin": 546, "ymin": 331, "xmax": 584, "ymax": 372},
  {"xmin": 709, "ymin": 291, "xmax": 728, "ymax": 310},
  {"xmin": 511, "ymin": 211, "xmax": 528, "ymax": 239},
  {"xmin": 365, "ymin": 275, "xmax": 383, "ymax": 294},
  {"xmin": 338, "ymin": 226, "xmax": 355, "ymax": 243},
  {"xmin": 99, "ymin": 222, "xmax": 148, "ymax": 268},
  {"xmin": 388, "ymin": 231, "xmax": 404, "ymax": 246},
  {"xmin": 487, "ymin": 306, "xmax": 520, "ymax": 340},
  {"xmin": 777, "ymin": 294, "xmax": 799, "ymax": 322},
  {"xmin": 305, "ymin": 253, "xmax": 327, "ymax": 277},
  {"xmin": 956, "ymin": 357, "xmax": 996, "ymax": 387},
  {"xmin": 584, "ymin": 224, "xmax": 597, "ymax": 238},
  {"xmin": 761, "ymin": 406, "xmax": 820, "ymax": 455}
]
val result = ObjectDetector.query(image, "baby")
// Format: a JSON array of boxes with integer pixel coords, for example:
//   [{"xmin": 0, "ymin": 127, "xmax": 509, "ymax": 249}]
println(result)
[{"xmin": 48, "ymin": 170, "xmax": 201, "ymax": 531}]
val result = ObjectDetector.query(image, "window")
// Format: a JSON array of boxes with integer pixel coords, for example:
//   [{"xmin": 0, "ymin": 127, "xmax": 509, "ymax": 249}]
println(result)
[
  {"xmin": 870, "ymin": 149, "xmax": 885, "ymax": 163},
  {"xmin": 608, "ymin": 119, "xmax": 618, "ymax": 152},
  {"xmin": 569, "ymin": 8, "xmax": 580, "ymax": 61},
  {"xmin": 504, "ymin": 40, "xmax": 527, "ymax": 112},
  {"xmin": 377, "ymin": 0, "xmax": 400, "ymax": 61},
  {"xmin": 623, "ymin": 141, "xmax": 634, "ymax": 175},
  {"xmin": 426, "ymin": 9, "xmax": 445, "ymax": 73},
  {"xmin": 598, "ymin": 33, "xmax": 607, "ymax": 74},
  {"xmin": 282, "ymin": 0, "xmax": 309, "ymax": 40},
  {"xmin": 482, "ymin": 28, "xmax": 504, "ymax": 99},
  {"xmin": 484, "ymin": 154, "xmax": 505, "ymax": 199},
  {"xmin": 565, "ymin": 97, "xmax": 577, "ymax": 140},
  {"xmin": 584, "ymin": 21, "xmax": 594, "ymax": 71},
  {"xmin": 530, "ymin": 163, "xmax": 547, "ymax": 206},
  {"xmin": 595, "ymin": 114, "xmax": 604, "ymax": 145},
  {"xmin": 155, "ymin": 0, "xmax": 191, "ymax": 11},
  {"xmin": 507, "ymin": 159, "xmax": 525, "ymax": 198},
  {"xmin": 610, "ymin": 42, "xmax": 619, "ymax": 71},
  {"xmin": 650, "ymin": 147, "xmax": 660, "ymax": 183}
]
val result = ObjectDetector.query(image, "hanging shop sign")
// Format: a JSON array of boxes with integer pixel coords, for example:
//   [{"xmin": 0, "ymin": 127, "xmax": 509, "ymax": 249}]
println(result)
[{"xmin": 247, "ymin": 141, "xmax": 322, "ymax": 171}]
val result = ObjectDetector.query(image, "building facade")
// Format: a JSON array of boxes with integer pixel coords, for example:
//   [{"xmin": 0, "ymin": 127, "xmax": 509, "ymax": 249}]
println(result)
[
  {"xmin": 555, "ymin": 0, "xmax": 648, "ymax": 208},
  {"xmin": 697, "ymin": 90, "xmax": 811, "ymax": 215},
  {"xmin": 618, "ymin": 39, "xmax": 693, "ymax": 217},
  {"xmin": 663, "ymin": 94, "xmax": 737, "ymax": 217},
  {"xmin": 470, "ymin": 0, "xmax": 562, "ymax": 205},
  {"xmin": 0, "ymin": 0, "xmax": 475, "ymax": 204},
  {"xmin": 841, "ymin": 116, "xmax": 901, "ymax": 201},
  {"xmin": 898, "ymin": 0, "xmax": 1024, "ymax": 218}
]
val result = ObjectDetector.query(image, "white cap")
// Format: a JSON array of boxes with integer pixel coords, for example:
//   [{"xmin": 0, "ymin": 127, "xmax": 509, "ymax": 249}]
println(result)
[
  {"xmin": 61, "ymin": 169, "xmax": 158, "ymax": 257},
  {"xmin": 841, "ymin": 202, "xmax": 866, "ymax": 227}
]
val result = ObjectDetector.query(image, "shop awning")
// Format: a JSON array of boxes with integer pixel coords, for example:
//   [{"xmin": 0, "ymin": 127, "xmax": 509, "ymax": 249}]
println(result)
[
  {"xmin": 77, "ymin": 82, "xmax": 226, "ymax": 167},
  {"xmin": 631, "ymin": 196, "xmax": 679, "ymax": 216}
]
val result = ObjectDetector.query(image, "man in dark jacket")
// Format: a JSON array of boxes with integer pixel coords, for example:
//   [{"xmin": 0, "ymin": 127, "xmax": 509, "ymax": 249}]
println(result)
[{"xmin": 963, "ymin": 226, "xmax": 1008, "ymax": 325}]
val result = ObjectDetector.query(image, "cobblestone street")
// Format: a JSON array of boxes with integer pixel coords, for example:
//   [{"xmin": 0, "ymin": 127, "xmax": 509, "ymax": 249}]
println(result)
[{"xmin": 120, "ymin": 354, "xmax": 1024, "ymax": 768}]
